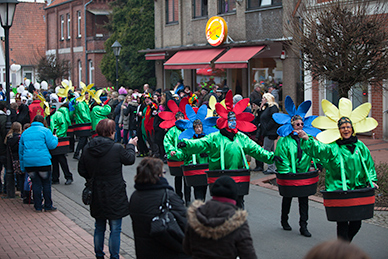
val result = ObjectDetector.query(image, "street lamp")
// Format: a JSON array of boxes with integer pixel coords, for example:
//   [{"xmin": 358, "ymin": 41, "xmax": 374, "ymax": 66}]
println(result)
[
  {"xmin": 0, "ymin": 0, "xmax": 18, "ymax": 198},
  {"xmin": 111, "ymin": 40, "xmax": 122, "ymax": 90}
]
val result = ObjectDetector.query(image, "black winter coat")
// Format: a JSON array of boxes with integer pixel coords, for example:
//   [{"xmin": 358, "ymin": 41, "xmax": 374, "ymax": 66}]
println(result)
[
  {"xmin": 78, "ymin": 136, "xmax": 135, "ymax": 219},
  {"xmin": 259, "ymin": 104, "xmax": 279, "ymax": 140},
  {"xmin": 123, "ymin": 103, "xmax": 138, "ymax": 130},
  {"xmin": 183, "ymin": 200, "xmax": 257, "ymax": 259},
  {"xmin": 129, "ymin": 177, "xmax": 190, "ymax": 259}
]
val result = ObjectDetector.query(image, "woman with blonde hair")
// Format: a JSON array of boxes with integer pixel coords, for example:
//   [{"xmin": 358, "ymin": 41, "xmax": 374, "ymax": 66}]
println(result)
[{"xmin": 259, "ymin": 93, "xmax": 280, "ymax": 174}]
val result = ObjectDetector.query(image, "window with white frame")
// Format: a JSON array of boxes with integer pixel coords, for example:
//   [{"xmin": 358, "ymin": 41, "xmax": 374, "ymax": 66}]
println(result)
[
  {"xmin": 77, "ymin": 11, "xmax": 82, "ymax": 38},
  {"xmin": 78, "ymin": 60, "xmax": 82, "ymax": 87},
  {"xmin": 89, "ymin": 60, "xmax": 94, "ymax": 85},
  {"xmin": 218, "ymin": 0, "xmax": 236, "ymax": 14},
  {"xmin": 247, "ymin": 0, "xmax": 282, "ymax": 10},
  {"xmin": 67, "ymin": 13, "xmax": 71, "ymax": 39},
  {"xmin": 60, "ymin": 15, "xmax": 64, "ymax": 40}
]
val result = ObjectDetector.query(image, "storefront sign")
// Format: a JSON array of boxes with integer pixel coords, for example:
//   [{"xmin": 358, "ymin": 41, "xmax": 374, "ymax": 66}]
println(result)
[{"xmin": 206, "ymin": 16, "xmax": 228, "ymax": 47}]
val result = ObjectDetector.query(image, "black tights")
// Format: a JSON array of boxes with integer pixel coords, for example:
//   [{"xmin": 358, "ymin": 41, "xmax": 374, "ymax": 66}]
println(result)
[{"xmin": 337, "ymin": 221, "xmax": 362, "ymax": 242}]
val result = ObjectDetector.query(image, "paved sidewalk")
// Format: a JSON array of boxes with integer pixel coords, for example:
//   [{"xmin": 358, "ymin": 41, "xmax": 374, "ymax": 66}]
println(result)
[{"xmin": 0, "ymin": 195, "xmax": 112, "ymax": 259}]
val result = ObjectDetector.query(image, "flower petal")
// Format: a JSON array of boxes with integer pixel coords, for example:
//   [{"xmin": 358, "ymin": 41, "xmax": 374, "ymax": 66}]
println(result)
[
  {"xmin": 277, "ymin": 124, "xmax": 294, "ymax": 137},
  {"xmin": 322, "ymin": 99, "xmax": 340, "ymax": 121},
  {"xmin": 338, "ymin": 98, "xmax": 352, "ymax": 118},
  {"xmin": 196, "ymin": 105, "xmax": 208, "ymax": 121},
  {"xmin": 296, "ymin": 100, "xmax": 311, "ymax": 119},
  {"xmin": 215, "ymin": 103, "xmax": 228, "ymax": 119},
  {"xmin": 167, "ymin": 100, "xmax": 179, "ymax": 114},
  {"xmin": 237, "ymin": 121, "xmax": 257, "ymax": 132},
  {"xmin": 285, "ymin": 96, "xmax": 296, "ymax": 117},
  {"xmin": 158, "ymin": 111, "xmax": 175, "ymax": 121},
  {"xmin": 216, "ymin": 117, "xmax": 228, "ymax": 129},
  {"xmin": 179, "ymin": 128, "xmax": 195, "ymax": 140},
  {"xmin": 350, "ymin": 103, "xmax": 371, "ymax": 124},
  {"xmin": 203, "ymin": 126, "xmax": 219, "ymax": 135},
  {"xmin": 353, "ymin": 118, "xmax": 378, "ymax": 133},
  {"xmin": 175, "ymin": 119, "xmax": 192, "ymax": 130},
  {"xmin": 224, "ymin": 90, "xmax": 233, "ymax": 111},
  {"xmin": 233, "ymin": 98, "xmax": 249, "ymax": 115},
  {"xmin": 204, "ymin": 117, "xmax": 218, "ymax": 127},
  {"xmin": 236, "ymin": 112, "xmax": 255, "ymax": 122},
  {"xmin": 312, "ymin": 116, "xmax": 338, "ymax": 129},
  {"xmin": 303, "ymin": 115, "xmax": 318, "ymax": 127},
  {"xmin": 179, "ymin": 97, "xmax": 189, "ymax": 113},
  {"xmin": 209, "ymin": 95, "xmax": 217, "ymax": 110},
  {"xmin": 273, "ymin": 113, "xmax": 291, "ymax": 125},
  {"xmin": 303, "ymin": 126, "xmax": 321, "ymax": 137},
  {"xmin": 185, "ymin": 104, "xmax": 197, "ymax": 122},
  {"xmin": 160, "ymin": 121, "xmax": 175, "ymax": 129},
  {"xmin": 316, "ymin": 129, "xmax": 341, "ymax": 144}
]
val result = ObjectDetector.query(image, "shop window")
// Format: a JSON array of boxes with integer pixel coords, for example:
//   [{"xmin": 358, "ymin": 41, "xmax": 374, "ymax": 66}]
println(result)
[
  {"xmin": 250, "ymin": 58, "xmax": 283, "ymax": 99},
  {"xmin": 166, "ymin": 0, "xmax": 179, "ymax": 24},
  {"xmin": 67, "ymin": 13, "xmax": 71, "ymax": 39},
  {"xmin": 247, "ymin": 0, "xmax": 282, "ymax": 10},
  {"xmin": 60, "ymin": 15, "xmax": 64, "ymax": 40},
  {"xmin": 219, "ymin": 0, "xmax": 236, "ymax": 14},
  {"xmin": 193, "ymin": 0, "xmax": 208, "ymax": 18}
]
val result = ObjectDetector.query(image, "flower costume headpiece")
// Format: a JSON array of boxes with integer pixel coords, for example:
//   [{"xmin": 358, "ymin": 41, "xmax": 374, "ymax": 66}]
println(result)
[
  {"xmin": 76, "ymin": 82, "xmax": 95, "ymax": 102},
  {"xmin": 312, "ymin": 98, "xmax": 378, "ymax": 144},
  {"xmin": 215, "ymin": 90, "xmax": 256, "ymax": 133},
  {"xmin": 207, "ymin": 95, "xmax": 226, "ymax": 117},
  {"xmin": 57, "ymin": 80, "xmax": 75, "ymax": 99},
  {"xmin": 273, "ymin": 95, "xmax": 321, "ymax": 137},
  {"xmin": 188, "ymin": 93, "xmax": 198, "ymax": 106},
  {"xmin": 36, "ymin": 92, "xmax": 51, "ymax": 116},
  {"xmin": 176, "ymin": 104, "xmax": 218, "ymax": 140},
  {"xmin": 159, "ymin": 98, "xmax": 189, "ymax": 129}
]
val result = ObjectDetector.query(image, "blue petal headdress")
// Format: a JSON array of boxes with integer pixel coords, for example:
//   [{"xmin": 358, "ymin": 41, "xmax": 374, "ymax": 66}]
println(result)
[
  {"xmin": 176, "ymin": 104, "xmax": 218, "ymax": 140},
  {"xmin": 272, "ymin": 96, "xmax": 321, "ymax": 137}
]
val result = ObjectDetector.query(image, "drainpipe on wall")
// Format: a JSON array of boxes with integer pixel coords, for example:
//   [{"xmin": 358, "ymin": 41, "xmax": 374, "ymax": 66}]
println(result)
[{"xmin": 85, "ymin": 0, "xmax": 93, "ymax": 85}]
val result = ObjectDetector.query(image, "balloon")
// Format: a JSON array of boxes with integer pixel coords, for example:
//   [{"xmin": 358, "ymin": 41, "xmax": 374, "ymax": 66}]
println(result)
[
  {"xmin": 62, "ymin": 79, "xmax": 69, "ymax": 86},
  {"xmin": 55, "ymin": 86, "xmax": 61, "ymax": 94},
  {"xmin": 22, "ymin": 90, "xmax": 29, "ymax": 97},
  {"xmin": 34, "ymin": 82, "xmax": 41, "ymax": 90},
  {"xmin": 10, "ymin": 64, "xmax": 21, "ymax": 72},
  {"xmin": 17, "ymin": 85, "xmax": 25, "ymax": 93},
  {"xmin": 25, "ymin": 79, "xmax": 31, "ymax": 86},
  {"xmin": 41, "ymin": 81, "xmax": 48, "ymax": 90},
  {"xmin": 10, "ymin": 92, "xmax": 14, "ymax": 99}
]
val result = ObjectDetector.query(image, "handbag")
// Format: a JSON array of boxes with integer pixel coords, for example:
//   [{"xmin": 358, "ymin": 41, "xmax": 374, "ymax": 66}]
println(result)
[
  {"xmin": 150, "ymin": 189, "xmax": 184, "ymax": 241},
  {"xmin": 82, "ymin": 178, "xmax": 93, "ymax": 205}
]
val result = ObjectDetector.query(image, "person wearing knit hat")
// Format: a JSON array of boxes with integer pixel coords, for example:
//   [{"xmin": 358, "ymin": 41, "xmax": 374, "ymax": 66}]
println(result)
[
  {"xmin": 297, "ymin": 97, "xmax": 378, "ymax": 242},
  {"xmin": 183, "ymin": 175, "xmax": 257, "ymax": 258}
]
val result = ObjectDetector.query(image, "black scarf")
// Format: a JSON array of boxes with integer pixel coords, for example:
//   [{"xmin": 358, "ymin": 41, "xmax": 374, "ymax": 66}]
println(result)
[
  {"xmin": 291, "ymin": 134, "xmax": 303, "ymax": 161},
  {"xmin": 134, "ymin": 176, "xmax": 174, "ymax": 191},
  {"xmin": 220, "ymin": 128, "xmax": 236, "ymax": 141},
  {"xmin": 336, "ymin": 135, "xmax": 358, "ymax": 154}
]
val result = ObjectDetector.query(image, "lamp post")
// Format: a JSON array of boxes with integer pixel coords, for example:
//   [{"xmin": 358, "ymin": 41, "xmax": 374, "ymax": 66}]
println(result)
[
  {"xmin": 111, "ymin": 40, "xmax": 122, "ymax": 90},
  {"xmin": 0, "ymin": 0, "xmax": 18, "ymax": 198}
]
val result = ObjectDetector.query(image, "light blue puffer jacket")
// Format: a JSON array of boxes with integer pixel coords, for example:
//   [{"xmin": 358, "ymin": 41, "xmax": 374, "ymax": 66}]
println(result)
[{"xmin": 19, "ymin": 122, "xmax": 58, "ymax": 171}]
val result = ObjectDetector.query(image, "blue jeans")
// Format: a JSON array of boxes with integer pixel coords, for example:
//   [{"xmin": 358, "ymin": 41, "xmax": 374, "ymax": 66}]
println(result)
[
  {"xmin": 29, "ymin": 171, "xmax": 53, "ymax": 211},
  {"xmin": 115, "ymin": 123, "xmax": 122, "ymax": 143},
  {"xmin": 94, "ymin": 218, "xmax": 122, "ymax": 259}
]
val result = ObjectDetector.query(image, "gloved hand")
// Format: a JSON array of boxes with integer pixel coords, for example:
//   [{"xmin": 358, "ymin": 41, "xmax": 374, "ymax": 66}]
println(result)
[
  {"xmin": 200, "ymin": 153, "xmax": 208, "ymax": 158},
  {"xmin": 177, "ymin": 142, "xmax": 186, "ymax": 148},
  {"xmin": 273, "ymin": 155, "xmax": 283, "ymax": 163}
]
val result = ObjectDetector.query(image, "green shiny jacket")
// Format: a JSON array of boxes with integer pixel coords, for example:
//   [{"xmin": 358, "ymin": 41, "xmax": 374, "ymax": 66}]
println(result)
[
  {"xmin": 275, "ymin": 134, "xmax": 314, "ymax": 174},
  {"xmin": 50, "ymin": 107, "xmax": 71, "ymax": 138},
  {"xmin": 181, "ymin": 131, "xmax": 274, "ymax": 171},
  {"xmin": 163, "ymin": 126, "xmax": 184, "ymax": 161},
  {"xmin": 74, "ymin": 101, "xmax": 91, "ymax": 124},
  {"xmin": 301, "ymin": 136, "xmax": 377, "ymax": 191},
  {"xmin": 91, "ymin": 105, "xmax": 111, "ymax": 130}
]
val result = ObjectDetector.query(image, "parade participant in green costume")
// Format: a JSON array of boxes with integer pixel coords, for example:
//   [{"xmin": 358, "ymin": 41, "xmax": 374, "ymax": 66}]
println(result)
[
  {"xmin": 297, "ymin": 98, "xmax": 378, "ymax": 242},
  {"xmin": 73, "ymin": 91, "xmax": 92, "ymax": 160},
  {"xmin": 273, "ymin": 96, "xmax": 321, "ymax": 237},
  {"xmin": 178, "ymin": 90, "xmax": 282, "ymax": 208}
]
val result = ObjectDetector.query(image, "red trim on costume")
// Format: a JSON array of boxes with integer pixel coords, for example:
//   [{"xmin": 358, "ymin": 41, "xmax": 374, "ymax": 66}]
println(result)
[
  {"xmin": 57, "ymin": 141, "xmax": 70, "ymax": 147},
  {"xmin": 323, "ymin": 196, "xmax": 375, "ymax": 207},
  {"xmin": 167, "ymin": 161, "xmax": 184, "ymax": 167},
  {"xmin": 183, "ymin": 169, "xmax": 207, "ymax": 176},
  {"xmin": 277, "ymin": 176, "xmax": 319, "ymax": 186},
  {"xmin": 208, "ymin": 175, "xmax": 250, "ymax": 184},
  {"xmin": 67, "ymin": 128, "xmax": 75, "ymax": 133},
  {"xmin": 74, "ymin": 126, "xmax": 92, "ymax": 131}
]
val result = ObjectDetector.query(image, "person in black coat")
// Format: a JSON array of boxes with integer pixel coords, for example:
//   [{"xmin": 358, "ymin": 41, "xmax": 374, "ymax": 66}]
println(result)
[
  {"xmin": 78, "ymin": 118, "xmax": 137, "ymax": 259},
  {"xmin": 129, "ymin": 157, "xmax": 189, "ymax": 259},
  {"xmin": 259, "ymin": 93, "xmax": 280, "ymax": 174}
]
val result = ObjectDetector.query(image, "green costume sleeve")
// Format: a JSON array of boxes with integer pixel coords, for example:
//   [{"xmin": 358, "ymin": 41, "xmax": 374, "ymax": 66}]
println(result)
[
  {"xmin": 74, "ymin": 101, "xmax": 91, "ymax": 124},
  {"xmin": 91, "ymin": 105, "xmax": 111, "ymax": 130},
  {"xmin": 163, "ymin": 126, "xmax": 184, "ymax": 160},
  {"xmin": 239, "ymin": 133, "xmax": 274, "ymax": 164}
]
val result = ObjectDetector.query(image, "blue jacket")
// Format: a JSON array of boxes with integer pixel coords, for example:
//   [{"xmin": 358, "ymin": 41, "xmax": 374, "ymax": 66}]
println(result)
[{"xmin": 19, "ymin": 122, "xmax": 58, "ymax": 171}]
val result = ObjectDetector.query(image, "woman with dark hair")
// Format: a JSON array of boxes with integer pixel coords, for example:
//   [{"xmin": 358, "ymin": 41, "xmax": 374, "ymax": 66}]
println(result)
[
  {"xmin": 129, "ymin": 157, "xmax": 189, "ymax": 259},
  {"xmin": 19, "ymin": 115, "xmax": 58, "ymax": 212},
  {"xmin": 78, "ymin": 118, "xmax": 137, "ymax": 259}
]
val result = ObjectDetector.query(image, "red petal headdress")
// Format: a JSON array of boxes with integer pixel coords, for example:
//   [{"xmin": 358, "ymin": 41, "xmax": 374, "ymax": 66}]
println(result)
[
  {"xmin": 159, "ymin": 97, "xmax": 189, "ymax": 129},
  {"xmin": 215, "ymin": 90, "xmax": 256, "ymax": 132}
]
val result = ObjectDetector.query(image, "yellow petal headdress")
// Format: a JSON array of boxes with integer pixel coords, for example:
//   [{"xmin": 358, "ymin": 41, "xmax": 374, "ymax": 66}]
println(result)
[
  {"xmin": 76, "ymin": 82, "xmax": 95, "ymax": 102},
  {"xmin": 312, "ymin": 98, "xmax": 378, "ymax": 143},
  {"xmin": 36, "ymin": 93, "xmax": 51, "ymax": 116},
  {"xmin": 58, "ymin": 80, "xmax": 74, "ymax": 98},
  {"xmin": 206, "ymin": 95, "xmax": 226, "ymax": 117}
]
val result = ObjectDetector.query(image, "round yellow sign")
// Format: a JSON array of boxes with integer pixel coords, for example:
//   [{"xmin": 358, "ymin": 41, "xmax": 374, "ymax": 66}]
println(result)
[{"xmin": 206, "ymin": 16, "xmax": 228, "ymax": 47}]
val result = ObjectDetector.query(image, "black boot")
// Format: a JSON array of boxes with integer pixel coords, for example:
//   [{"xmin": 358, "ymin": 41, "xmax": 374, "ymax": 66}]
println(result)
[
  {"xmin": 300, "ymin": 227, "xmax": 312, "ymax": 237},
  {"xmin": 281, "ymin": 220, "xmax": 292, "ymax": 231}
]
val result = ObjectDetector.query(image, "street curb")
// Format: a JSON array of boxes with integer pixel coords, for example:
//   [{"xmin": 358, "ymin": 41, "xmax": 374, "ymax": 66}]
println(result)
[{"xmin": 251, "ymin": 175, "xmax": 388, "ymax": 211}]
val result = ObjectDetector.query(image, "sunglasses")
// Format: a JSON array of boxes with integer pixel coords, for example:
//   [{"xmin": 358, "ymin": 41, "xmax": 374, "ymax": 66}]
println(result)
[{"xmin": 294, "ymin": 122, "xmax": 304, "ymax": 127}]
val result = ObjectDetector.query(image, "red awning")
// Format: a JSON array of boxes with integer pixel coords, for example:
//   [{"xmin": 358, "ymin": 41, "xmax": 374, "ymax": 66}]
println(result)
[
  {"xmin": 214, "ymin": 46, "xmax": 265, "ymax": 69},
  {"xmin": 145, "ymin": 52, "xmax": 166, "ymax": 60},
  {"xmin": 164, "ymin": 48, "xmax": 226, "ymax": 69}
]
